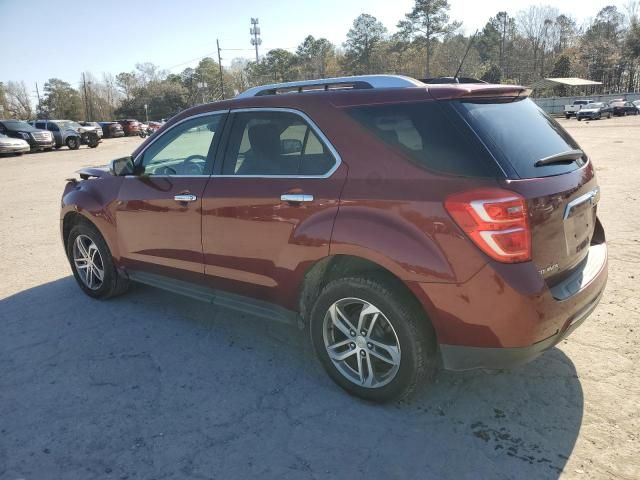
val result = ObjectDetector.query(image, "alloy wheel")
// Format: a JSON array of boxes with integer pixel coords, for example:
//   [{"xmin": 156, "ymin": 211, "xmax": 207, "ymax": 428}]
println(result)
[
  {"xmin": 72, "ymin": 234, "xmax": 105, "ymax": 290},
  {"xmin": 322, "ymin": 298, "xmax": 401, "ymax": 388}
]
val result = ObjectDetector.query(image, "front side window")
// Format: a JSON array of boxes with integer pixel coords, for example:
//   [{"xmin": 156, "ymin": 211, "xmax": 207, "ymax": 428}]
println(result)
[
  {"xmin": 139, "ymin": 113, "xmax": 224, "ymax": 176},
  {"xmin": 222, "ymin": 110, "xmax": 336, "ymax": 176}
]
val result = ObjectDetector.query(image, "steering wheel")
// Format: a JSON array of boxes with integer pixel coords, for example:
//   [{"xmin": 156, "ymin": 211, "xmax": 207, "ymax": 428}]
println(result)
[{"xmin": 183, "ymin": 154, "xmax": 207, "ymax": 175}]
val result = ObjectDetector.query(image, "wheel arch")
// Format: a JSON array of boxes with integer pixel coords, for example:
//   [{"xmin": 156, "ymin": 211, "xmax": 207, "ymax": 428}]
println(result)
[{"xmin": 298, "ymin": 254, "xmax": 437, "ymax": 336}]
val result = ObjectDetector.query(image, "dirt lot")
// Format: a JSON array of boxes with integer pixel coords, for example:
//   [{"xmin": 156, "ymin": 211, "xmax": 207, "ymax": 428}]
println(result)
[{"xmin": 1, "ymin": 118, "xmax": 639, "ymax": 479}]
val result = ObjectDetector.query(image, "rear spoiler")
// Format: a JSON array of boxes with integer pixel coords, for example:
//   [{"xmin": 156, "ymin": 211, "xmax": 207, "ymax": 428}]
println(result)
[{"xmin": 427, "ymin": 84, "xmax": 532, "ymax": 101}]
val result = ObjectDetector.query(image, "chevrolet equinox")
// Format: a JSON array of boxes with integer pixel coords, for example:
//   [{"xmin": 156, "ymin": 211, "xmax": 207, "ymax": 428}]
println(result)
[{"xmin": 61, "ymin": 75, "xmax": 608, "ymax": 402}]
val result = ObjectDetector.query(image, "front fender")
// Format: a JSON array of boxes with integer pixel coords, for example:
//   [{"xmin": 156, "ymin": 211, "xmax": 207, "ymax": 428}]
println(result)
[{"xmin": 60, "ymin": 176, "xmax": 123, "ymax": 261}]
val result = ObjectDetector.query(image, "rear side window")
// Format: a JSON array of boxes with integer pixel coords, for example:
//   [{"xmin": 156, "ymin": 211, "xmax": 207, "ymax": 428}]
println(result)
[
  {"xmin": 454, "ymin": 98, "xmax": 583, "ymax": 179},
  {"xmin": 222, "ymin": 110, "xmax": 337, "ymax": 176},
  {"xmin": 346, "ymin": 101, "xmax": 501, "ymax": 177}
]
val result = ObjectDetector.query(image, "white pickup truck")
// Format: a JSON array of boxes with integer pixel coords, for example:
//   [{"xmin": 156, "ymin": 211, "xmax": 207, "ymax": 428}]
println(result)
[{"xmin": 564, "ymin": 99, "xmax": 595, "ymax": 119}]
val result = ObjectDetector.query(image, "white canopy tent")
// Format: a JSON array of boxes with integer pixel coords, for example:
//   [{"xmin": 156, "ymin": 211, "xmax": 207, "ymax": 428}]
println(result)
[{"xmin": 530, "ymin": 77, "xmax": 602, "ymax": 90}]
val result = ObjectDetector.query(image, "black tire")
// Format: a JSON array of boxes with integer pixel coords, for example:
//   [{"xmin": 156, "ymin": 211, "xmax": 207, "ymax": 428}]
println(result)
[
  {"xmin": 66, "ymin": 136, "xmax": 80, "ymax": 150},
  {"xmin": 55, "ymin": 145, "xmax": 63, "ymax": 149},
  {"xmin": 309, "ymin": 275, "xmax": 436, "ymax": 403},
  {"xmin": 577, "ymin": 117, "xmax": 582, "ymax": 121},
  {"xmin": 66, "ymin": 222, "xmax": 129, "ymax": 299},
  {"xmin": 565, "ymin": 114, "xmax": 570, "ymax": 119}
]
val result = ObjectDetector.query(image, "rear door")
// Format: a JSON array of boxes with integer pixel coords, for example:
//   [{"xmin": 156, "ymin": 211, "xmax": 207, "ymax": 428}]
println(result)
[
  {"xmin": 455, "ymin": 98, "xmax": 599, "ymax": 281},
  {"xmin": 115, "ymin": 112, "xmax": 226, "ymax": 283},
  {"xmin": 201, "ymin": 108, "xmax": 346, "ymax": 305}
]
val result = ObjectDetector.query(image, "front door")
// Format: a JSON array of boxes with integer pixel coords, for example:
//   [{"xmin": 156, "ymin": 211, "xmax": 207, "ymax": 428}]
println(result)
[
  {"xmin": 201, "ymin": 108, "xmax": 346, "ymax": 307},
  {"xmin": 115, "ymin": 112, "xmax": 227, "ymax": 283}
]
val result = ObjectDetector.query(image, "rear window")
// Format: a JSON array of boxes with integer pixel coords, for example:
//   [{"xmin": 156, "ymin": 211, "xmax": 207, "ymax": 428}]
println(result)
[
  {"xmin": 455, "ymin": 98, "xmax": 583, "ymax": 179},
  {"xmin": 346, "ymin": 101, "xmax": 501, "ymax": 177}
]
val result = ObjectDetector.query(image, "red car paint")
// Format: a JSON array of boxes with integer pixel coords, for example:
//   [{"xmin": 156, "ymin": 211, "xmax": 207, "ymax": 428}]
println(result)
[{"xmin": 61, "ymin": 82, "xmax": 607, "ymax": 370}]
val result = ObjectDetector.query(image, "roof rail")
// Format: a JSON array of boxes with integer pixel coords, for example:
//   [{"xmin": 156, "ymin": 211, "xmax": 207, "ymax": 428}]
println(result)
[{"xmin": 236, "ymin": 75, "xmax": 425, "ymax": 98}]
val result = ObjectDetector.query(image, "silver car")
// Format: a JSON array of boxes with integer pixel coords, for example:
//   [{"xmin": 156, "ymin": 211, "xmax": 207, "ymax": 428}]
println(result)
[{"xmin": 0, "ymin": 132, "xmax": 30, "ymax": 155}]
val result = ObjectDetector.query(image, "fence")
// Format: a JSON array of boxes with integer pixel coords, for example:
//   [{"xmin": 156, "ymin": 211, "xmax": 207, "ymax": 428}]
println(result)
[{"xmin": 533, "ymin": 93, "xmax": 640, "ymax": 115}]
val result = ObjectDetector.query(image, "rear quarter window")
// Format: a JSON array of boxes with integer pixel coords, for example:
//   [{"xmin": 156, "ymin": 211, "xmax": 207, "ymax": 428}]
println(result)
[{"xmin": 346, "ymin": 101, "xmax": 502, "ymax": 178}]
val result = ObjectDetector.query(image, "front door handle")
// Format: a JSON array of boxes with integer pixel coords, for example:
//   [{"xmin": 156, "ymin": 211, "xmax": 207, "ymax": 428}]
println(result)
[
  {"xmin": 174, "ymin": 194, "xmax": 197, "ymax": 202},
  {"xmin": 281, "ymin": 193, "xmax": 314, "ymax": 203}
]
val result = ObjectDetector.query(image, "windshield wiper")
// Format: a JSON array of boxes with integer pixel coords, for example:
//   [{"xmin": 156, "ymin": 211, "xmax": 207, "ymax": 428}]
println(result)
[{"xmin": 535, "ymin": 149, "xmax": 584, "ymax": 167}]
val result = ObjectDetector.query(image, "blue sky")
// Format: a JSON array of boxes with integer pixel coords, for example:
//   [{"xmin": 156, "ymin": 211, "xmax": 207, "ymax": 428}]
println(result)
[{"xmin": 0, "ymin": 0, "xmax": 626, "ymax": 102}]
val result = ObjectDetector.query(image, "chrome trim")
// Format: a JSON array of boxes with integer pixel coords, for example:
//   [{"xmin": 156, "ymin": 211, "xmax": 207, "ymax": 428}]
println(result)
[
  {"xmin": 132, "ymin": 110, "xmax": 229, "ymax": 166},
  {"xmin": 236, "ymin": 75, "xmax": 424, "ymax": 98},
  {"xmin": 281, "ymin": 193, "xmax": 314, "ymax": 203},
  {"xmin": 214, "ymin": 107, "xmax": 342, "ymax": 179},
  {"xmin": 563, "ymin": 187, "xmax": 600, "ymax": 220},
  {"xmin": 174, "ymin": 194, "xmax": 197, "ymax": 202}
]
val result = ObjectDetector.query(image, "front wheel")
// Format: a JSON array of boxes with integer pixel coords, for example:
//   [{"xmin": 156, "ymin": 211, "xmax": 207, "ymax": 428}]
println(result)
[
  {"xmin": 310, "ymin": 275, "xmax": 436, "ymax": 402},
  {"xmin": 577, "ymin": 117, "xmax": 582, "ymax": 121},
  {"xmin": 66, "ymin": 136, "xmax": 80, "ymax": 150},
  {"xmin": 67, "ymin": 223, "xmax": 129, "ymax": 299},
  {"xmin": 565, "ymin": 114, "xmax": 571, "ymax": 119}
]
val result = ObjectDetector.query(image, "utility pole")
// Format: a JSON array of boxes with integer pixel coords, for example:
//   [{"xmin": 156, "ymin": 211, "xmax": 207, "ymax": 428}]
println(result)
[
  {"xmin": 216, "ymin": 39, "xmax": 225, "ymax": 99},
  {"xmin": 35, "ymin": 82, "xmax": 42, "ymax": 118},
  {"xmin": 87, "ymin": 80, "xmax": 94, "ymax": 121},
  {"xmin": 82, "ymin": 72, "xmax": 90, "ymax": 121},
  {"xmin": 250, "ymin": 18, "xmax": 262, "ymax": 62}
]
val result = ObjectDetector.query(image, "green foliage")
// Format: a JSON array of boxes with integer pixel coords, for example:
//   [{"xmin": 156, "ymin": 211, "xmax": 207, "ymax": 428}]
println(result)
[
  {"xmin": 41, "ymin": 79, "xmax": 83, "ymax": 119},
  {"xmin": 397, "ymin": 0, "xmax": 461, "ymax": 76},
  {"xmin": 344, "ymin": 14, "xmax": 388, "ymax": 74},
  {"xmin": 481, "ymin": 64, "xmax": 502, "ymax": 83}
]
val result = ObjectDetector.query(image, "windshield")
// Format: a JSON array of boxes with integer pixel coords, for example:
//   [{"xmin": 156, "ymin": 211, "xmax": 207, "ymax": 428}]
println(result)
[
  {"xmin": 3, "ymin": 120, "xmax": 33, "ymax": 131},
  {"xmin": 454, "ymin": 98, "xmax": 583, "ymax": 179},
  {"xmin": 585, "ymin": 103, "xmax": 603, "ymax": 108},
  {"xmin": 67, "ymin": 122, "xmax": 83, "ymax": 130}
]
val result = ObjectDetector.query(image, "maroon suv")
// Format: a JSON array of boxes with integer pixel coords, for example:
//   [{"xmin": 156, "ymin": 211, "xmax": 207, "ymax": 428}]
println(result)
[{"xmin": 61, "ymin": 75, "xmax": 607, "ymax": 402}]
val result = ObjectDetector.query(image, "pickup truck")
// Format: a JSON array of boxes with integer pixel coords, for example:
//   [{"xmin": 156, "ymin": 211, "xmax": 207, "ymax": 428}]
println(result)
[{"xmin": 564, "ymin": 99, "xmax": 595, "ymax": 118}]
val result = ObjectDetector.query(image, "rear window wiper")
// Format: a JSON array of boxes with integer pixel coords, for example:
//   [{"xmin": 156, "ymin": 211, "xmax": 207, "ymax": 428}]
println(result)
[{"xmin": 535, "ymin": 149, "xmax": 584, "ymax": 167}]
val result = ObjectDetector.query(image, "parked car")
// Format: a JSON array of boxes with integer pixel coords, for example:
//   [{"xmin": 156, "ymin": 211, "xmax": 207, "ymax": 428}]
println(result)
[
  {"xmin": 576, "ymin": 102, "xmax": 613, "ymax": 121},
  {"xmin": 564, "ymin": 99, "xmax": 594, "ymax": 118},
  {"xmin": 98, "ymin": 122, "xmax": 125, "ymax": 138},
  {"xmin": 142, "ymin": 122, "xmax": 161, "ymax": 136},
  {"xmin": 31, "ymin": 120, "xmax": 100, "ymax": 149},
  {"xmin": 61, "ymin": 75, "xmax": 607, "ymax": 402},
  {"xmin": 79, "ymin": 121, "xmax": 104, "ymax": 139},
  {"xmin": 0, "ymin": 132, "xmax": 30, "ymax": 155},
  {"xmin": 0, "ymin": 119, "xmax": 55, "ymax": 151},
  {"xmin": 117, "ymin": 119, "xmax": 141, "ymax": 136},
  {"xmin": 610, "ymin": 101, "xmax": 639, "ymax": 116}
]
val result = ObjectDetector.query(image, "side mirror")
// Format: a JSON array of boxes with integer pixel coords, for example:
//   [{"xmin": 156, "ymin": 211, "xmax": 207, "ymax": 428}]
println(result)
[
  {"xmin": 281, "ymin": 138, "xmax": 303, "ymax": 154},
  {"xmin": 110, "ymin": 156, "xmax": 136, "ymax": 176}
]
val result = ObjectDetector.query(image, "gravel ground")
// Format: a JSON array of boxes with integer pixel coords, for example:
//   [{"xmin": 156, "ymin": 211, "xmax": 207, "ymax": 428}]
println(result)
[{"xmin": 1, "ymin": 118, "xmax": 639, "ymax": 480}]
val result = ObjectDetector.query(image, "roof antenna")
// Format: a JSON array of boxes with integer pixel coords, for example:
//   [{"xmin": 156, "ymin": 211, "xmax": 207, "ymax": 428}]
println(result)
[{"xmin": 453, "ymin": 30, "xmax": 479, "ymax": 82}]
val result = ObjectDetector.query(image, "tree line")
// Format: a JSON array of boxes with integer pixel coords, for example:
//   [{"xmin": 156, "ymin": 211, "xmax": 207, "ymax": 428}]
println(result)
[{"xmin": 2, "ymin": 0, "xmax": 640, "ymax": 121}]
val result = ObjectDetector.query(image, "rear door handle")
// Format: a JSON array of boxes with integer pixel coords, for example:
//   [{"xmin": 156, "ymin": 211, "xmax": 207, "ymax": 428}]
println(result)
[
  {"xmin": 281, "ymin": 193, "xmax": 314, "ymax": 203},
  {"xmin": 174, "ymin": 194, "xmax": 197, "ymax": 202}
]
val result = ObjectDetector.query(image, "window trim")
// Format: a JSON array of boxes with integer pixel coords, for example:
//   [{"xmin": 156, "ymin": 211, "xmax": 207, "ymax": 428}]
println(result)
[
  {"xmin": 214, "ymin": 107, "xmax": 342, "ymax": 179},
  {"xmin": 131, "ymin": 110, "xmax": 229, "ymax": 178}
]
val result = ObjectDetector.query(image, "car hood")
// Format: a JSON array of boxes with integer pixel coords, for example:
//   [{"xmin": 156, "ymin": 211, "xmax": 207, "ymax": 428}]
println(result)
[
  {"xmin": 0, "ymin": 137, "xmax": 29, "ymax": 146},
  {"xmin": 76, "ymin": 166, "xmax": 111, "ymax": 179},
  {"xmin": 580, "ymin": 108, "xmax": 599, "ymax": 113}
]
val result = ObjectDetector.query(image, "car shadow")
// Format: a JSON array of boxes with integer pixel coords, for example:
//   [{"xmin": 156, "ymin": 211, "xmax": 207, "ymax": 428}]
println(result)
[{"xmin": 0, "ymin": 277, "xmax": 583, "ymax": 479}]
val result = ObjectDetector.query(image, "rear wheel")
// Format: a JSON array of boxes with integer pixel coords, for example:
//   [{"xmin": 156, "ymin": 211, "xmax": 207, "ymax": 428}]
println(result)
[
  {"xmin": 67, "ymin": 222, "xmax": 129, "ymax": 299},
  {"xmin": 66, "ymin": 136, "xmax": 80, "ymax": 150},
  {"xmin": 565, "ymin": 114, "xmax": 570, "ymax": 119},
  {"xmin": 310, "ymin": 275, "xmax": 436, "ymax": 402}
]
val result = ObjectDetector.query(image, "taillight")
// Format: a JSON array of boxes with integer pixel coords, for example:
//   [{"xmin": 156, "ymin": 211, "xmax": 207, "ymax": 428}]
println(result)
[{"xmin": 444, "ymin": 188, "xmax": 531, "ymax": 263}]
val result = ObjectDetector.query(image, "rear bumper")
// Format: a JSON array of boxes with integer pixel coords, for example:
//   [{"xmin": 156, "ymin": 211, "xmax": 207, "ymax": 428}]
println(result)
[
  {"xmin": 439, "ymin": 287, "xmax": 603, "ymax": 370},
  {"xmin": 413, "ymin": 238, "xmax": 608, "ymax": 371}
]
